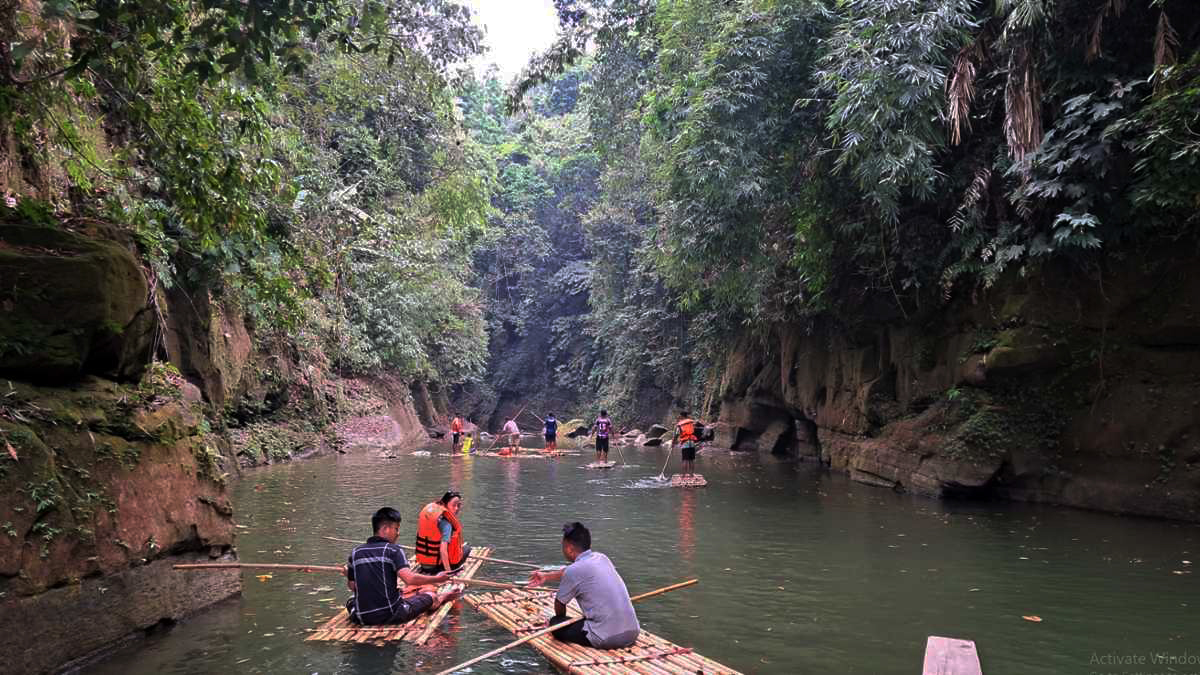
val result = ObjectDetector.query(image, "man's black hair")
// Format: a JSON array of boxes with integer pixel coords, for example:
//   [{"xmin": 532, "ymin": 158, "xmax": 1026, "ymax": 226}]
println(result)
[
  {"xmin": 679, "ymin": 410, "xmax": 690, "ymax": 417},
  {"xmin": 548, "ymin": 412, "xmax": 555, "ymax": 417},
  {"xmin": 439, "ymin": 490, "xmax": 462, "ymax": 505},
  {"xmin": 372, "ymin": 507, "xmax": 402, "ymax": 533},
  {"xmin": 561, "ymin": 521, "xmax": 591, "ymax": 551},
  {"xmin": 600, "ymin": 409, "xmax": 607, "ymax": 416}
]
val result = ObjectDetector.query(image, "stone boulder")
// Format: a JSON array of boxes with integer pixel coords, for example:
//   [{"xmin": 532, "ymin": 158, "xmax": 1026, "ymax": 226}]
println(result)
[
  {"xmin": 0, "ymin": 224, "xmax": 154, "ymax": 383},
  {"xmin": 646, "ymin": 424, "xmax": 669, "ymax": 438}
]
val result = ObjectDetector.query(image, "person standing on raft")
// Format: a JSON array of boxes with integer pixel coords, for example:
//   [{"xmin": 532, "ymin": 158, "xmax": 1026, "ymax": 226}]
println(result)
[
  {"xmin": 528, "ymin": 521, "xmax": 640, "ymax": 649},
  {"xmin": 543, "ymin": 412, "xmax": 558, "ymax": 454},
  {"xmin": 501, "ymin": 417, "xmax": 520, "ymax": 455},
  {"xmin": 415, "ymin": 491, "xmax": 472, "ymax": 575},
  {"xmin": 591, "ymin": 410, "xmax": 612, "ymax": 463},
  {"xmin": 344, "ymin": 507, "xmax": 458, "ymax": 625},
  {"xmin": 449, "ymin": 413, "xmax": 464, "ymax": 452},
  {"xmin": 672, "ymin": 411, "xmax": 702, "ymax": 477}
]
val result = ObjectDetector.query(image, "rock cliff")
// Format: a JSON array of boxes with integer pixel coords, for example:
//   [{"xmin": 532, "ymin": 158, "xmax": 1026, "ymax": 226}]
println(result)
[
  {"xmin": 0, "ymin": 222, "xmax": 434, "ymax": 672},
  {"xmin": 711, "ymin": 247, "xmax": 1200, "ymax": 521}
]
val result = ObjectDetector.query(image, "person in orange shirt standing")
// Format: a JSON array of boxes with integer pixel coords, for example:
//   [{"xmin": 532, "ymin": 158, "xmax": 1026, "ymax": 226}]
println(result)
[{"xmin": 449, "ymin": 413, "xmax": 464, "ymax": 452}]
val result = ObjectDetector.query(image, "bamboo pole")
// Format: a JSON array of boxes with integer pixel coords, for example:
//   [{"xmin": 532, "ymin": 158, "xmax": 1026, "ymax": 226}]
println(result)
[
  {"xmin": 433, "ymin": 578, "xmax": 699, "ymax": 675},
  {"xmin": 173, "ymin": 562, "xmax": 540, "ymax": 592},
  {"xmin": 174, "ymin": 562, "xmax": 343, "ymax": 573},
  {"xmin": 320, "ymin": 536, "xmax": 545, "ymax": 570},
  {"xmin": 657, "ymin": 444, "xmax": 672, "ymax": 480},
  {"xmin": 481, "ymin": 401, "xmax": 528, "ymax": 453}
]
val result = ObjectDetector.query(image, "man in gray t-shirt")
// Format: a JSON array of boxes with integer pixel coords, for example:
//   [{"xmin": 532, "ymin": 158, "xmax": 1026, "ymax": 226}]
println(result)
[{"xmin": 528, "ymin": 521, "xmax": 640, "ymax": 649}]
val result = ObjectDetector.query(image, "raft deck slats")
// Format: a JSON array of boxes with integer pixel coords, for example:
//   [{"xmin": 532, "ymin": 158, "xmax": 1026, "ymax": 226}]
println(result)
[
  {"xmin": 465, "ymin": 588, "xmax": 742, "ymax": 675},
  {"xmin": 669, "ymin": 473, "xmax": 707, "ymax": 487},
  {"xmin": 305, "ymin": 546, "xmax": 491, "ymax": 644},
  {"xmin": 922, "ymin": 636, "xmax": 983, "ymax": 675}
]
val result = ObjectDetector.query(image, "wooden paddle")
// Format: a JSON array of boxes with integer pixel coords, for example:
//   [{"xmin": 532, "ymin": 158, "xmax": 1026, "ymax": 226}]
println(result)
[
  {"xmin": 433, "ymin": 578, "xmax": 699, "ymax": 675},
  {"xmin": 172, "ymin": 562, "xmax": 538, "ymax": 592},
  {"xmin": 320, "ymin": 537, "xmax": 544, "ymax": 570}
]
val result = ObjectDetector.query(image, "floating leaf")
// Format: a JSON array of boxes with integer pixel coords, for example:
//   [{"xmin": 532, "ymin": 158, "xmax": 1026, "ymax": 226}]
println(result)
[
  {"xmin": 256, "ymin": 574, "xmax": 273, "ymax": 582},
  {"xmin": 1022, "ymin": 615, "xmax": 1043, "ymax": 622},
  {"xmin": 6, "ymin": 441, "xmax": 16, "ymax": 461}
]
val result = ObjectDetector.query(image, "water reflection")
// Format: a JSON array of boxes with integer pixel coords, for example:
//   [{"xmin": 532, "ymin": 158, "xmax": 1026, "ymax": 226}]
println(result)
[{"xmin": 86, "ymin": 446, "xmax": 1199, "ymax": 675}]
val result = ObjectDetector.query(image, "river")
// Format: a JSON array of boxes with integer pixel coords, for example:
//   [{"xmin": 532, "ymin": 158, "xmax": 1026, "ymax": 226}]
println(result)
[{"xmin": 87, "ymin": 441, "xmax": 1198, "ymax": 674}]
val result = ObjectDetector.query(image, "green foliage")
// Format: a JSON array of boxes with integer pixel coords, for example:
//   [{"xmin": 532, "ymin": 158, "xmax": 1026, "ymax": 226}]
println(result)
[
  {"xmin": 1117, "ymin": 52, "xmax": 1200, "ymax": 226},
  {"xmin": 818, "ymin": 0, "xmax": 977, "ymax": 223}
]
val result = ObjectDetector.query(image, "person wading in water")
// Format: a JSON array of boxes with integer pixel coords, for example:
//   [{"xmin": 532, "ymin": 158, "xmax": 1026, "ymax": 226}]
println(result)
[
  {"xmin": 591, "ymin": 410, "xmax": 612, "ymax": 463},
  {"xmin": 414, "ymin": 491, "xmax": 472, "ymax": 574},
  {"xmin": 543, "ymin": 412, "xmax": 558, "ymax": 455},
  {"xmin": 673, "ymin": 411, "xmax": 701, "ymax": 477},
  {"xmin": 527, "ymin": 522, "xmax": 640, "ymax": 649},
  {"xmin": 344, "ymin": 507, "xmax": 458, "ymax": 625}
]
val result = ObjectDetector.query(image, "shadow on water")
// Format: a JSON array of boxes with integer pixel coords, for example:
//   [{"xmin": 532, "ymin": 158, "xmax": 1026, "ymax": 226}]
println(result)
[{"xmin": 86, "ymin": 443, "xmax": 1199, "ymax": 675}]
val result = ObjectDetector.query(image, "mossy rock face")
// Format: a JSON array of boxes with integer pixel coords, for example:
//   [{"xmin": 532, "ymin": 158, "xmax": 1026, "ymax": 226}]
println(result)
[{"xmin": 0, "ymin": 224, "xmax": 153, "ymax": 383}]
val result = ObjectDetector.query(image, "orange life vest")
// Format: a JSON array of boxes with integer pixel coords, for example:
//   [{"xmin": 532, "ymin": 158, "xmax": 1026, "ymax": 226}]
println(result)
[
  {"xmin": 677, "ymin": 418, "xmax": 697, "ymax": 442},
  {"xmin": 415, "ymin": 502, "xmax": 464, "ymax": 568}
]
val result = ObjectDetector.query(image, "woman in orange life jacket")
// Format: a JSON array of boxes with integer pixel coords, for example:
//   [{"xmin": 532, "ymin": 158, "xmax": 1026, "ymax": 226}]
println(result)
[
  {"xmin": 414, "ymin": 491, "xmax": 472, "ymax": 575},
  {"xmin": 673, "ymin": 411, "xmax": 702, "ymax": 477}
]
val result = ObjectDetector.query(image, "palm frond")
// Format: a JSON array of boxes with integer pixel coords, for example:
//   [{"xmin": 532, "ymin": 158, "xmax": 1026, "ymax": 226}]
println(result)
[
  {"xmin": 1153, "ymin": 9, "xmax": 1179, "ymax": 71},
  {"xmin": 1004, "ymin": 44, "xmax": 1043, "ymax": 160},
  {"xmin": 948, "ymin": 42, "xmax": 981, "ymax": 145},
  {"xmin": 1086, "ymin": 0, "xmax": 1126, "ymax": 62}
]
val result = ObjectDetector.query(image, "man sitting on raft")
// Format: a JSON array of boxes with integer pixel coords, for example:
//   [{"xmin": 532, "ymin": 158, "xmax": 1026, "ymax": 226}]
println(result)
[
  {"xmin": 527, "ymin": 521, "xmax": 640, "ymax": 649},
  {"xmin": 344, "ymin": 507, "xmax": 459, "ymax": 625},
  {"xmin": 414, "ymin": 491, "xmax": 472, "ymax": 574}
]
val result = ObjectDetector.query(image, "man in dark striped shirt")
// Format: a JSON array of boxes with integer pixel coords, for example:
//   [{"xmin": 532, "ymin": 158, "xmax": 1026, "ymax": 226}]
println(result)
[{"xmin": 344, "ymin": 507, "xmax": 459, "ymax": 625}]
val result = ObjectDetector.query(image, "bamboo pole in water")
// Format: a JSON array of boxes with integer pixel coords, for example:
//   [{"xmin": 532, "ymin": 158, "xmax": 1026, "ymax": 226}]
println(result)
[
  {"xmin": 174, "ymin": 562, "xmax": 343, "ymax": 573},
  {"xmin": 433, "ymin": 578, "xmax": 699, "ymax": 675},
  {"xmin": 172, "ymin": 563, "xmax": 539, "ymax": 591},
  {"xmin": 320, "ymin": 536, "xmax": 545, "ymax": 570}
]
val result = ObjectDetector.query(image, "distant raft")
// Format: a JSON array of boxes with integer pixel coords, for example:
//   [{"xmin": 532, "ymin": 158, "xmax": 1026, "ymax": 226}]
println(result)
[
  {"xmin": 465, "ymin": 588, "xmax": 742, "ymax": 675},
  {"xmin": 585, "ymin": 461, "xmax": 617, "ymax": 469},
  {"xmin": 306, "ymin": 546, "xmax": 491, "ymax": 646},
  {"xmin": 669, "ymin": 473, "xmax": 707, "ymax": 487}
]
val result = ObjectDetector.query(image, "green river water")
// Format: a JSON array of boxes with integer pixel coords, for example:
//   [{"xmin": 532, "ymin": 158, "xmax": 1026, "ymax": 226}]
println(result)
[{"xmin": 87, "ymin": 442, "xmax": 1199, "ymax": 675}]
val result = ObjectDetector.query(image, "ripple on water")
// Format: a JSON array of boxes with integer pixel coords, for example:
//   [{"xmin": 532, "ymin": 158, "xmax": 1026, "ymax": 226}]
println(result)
[{"xmin": 85, "ymin": 447, "xmax": 1200, "ymax": 675}]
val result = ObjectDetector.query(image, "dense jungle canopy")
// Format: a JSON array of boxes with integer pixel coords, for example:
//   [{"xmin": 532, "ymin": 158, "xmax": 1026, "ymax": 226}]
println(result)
[{"xmin": 3, "ymin": 0, "xmax": 1199, "ymax": 424}]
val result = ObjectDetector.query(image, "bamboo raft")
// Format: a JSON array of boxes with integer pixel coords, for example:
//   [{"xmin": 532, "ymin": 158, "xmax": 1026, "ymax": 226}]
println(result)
[
  {"xmin": 585, "ymin": 461, "xmax": 617, "ymax": 469},
  {"xmin": 306, "ymin": 547, "xmax": 492, "ymax": 645},
  {"xmin": 670, "ymin": 473, "xmax": 707, "ymax": 487},
  {"xmin": 464, "ymin": 589, "xmax": 742, "ymax": 674}
]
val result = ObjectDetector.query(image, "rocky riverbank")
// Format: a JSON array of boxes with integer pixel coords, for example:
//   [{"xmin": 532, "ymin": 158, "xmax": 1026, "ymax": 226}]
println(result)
[
  {"xmin": 0, "ymin": 222, "xmax": 444, "ymax": 673},
  {"xmin": 709, "ymin": 246, "xmax": 1200, "ymax": 522}
]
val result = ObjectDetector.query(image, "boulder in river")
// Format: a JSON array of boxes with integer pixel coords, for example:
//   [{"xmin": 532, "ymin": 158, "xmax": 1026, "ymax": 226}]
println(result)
[{"xmin": 647, "ymin": 424, "xmax": 669, "ymax": 438}]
